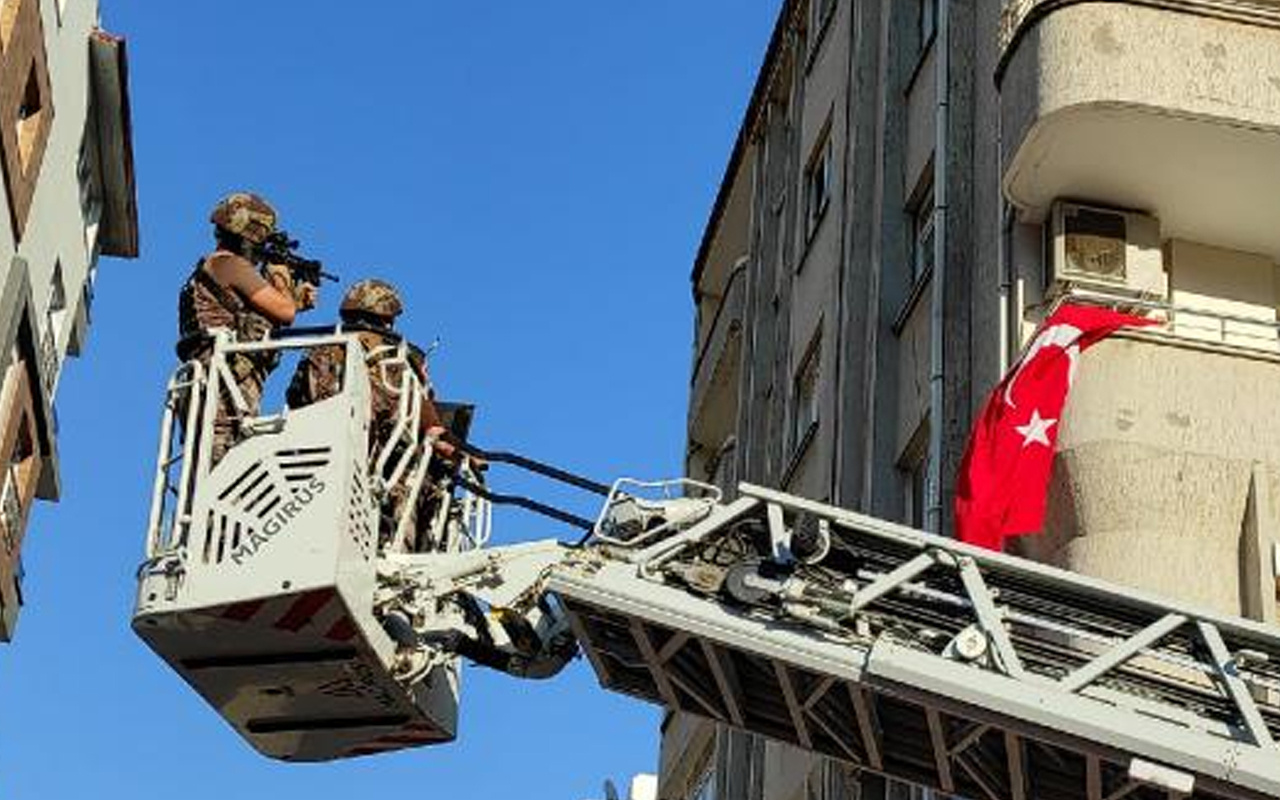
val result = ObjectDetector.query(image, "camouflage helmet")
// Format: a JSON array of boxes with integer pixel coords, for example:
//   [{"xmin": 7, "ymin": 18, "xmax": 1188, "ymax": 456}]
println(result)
[
  {"xmin": 210, "ymin": 192, "xmax": 278, "ymax": 245},
  {"xmin": 341, "ymin": 279, "xmax": 404, "ymax": 320}
]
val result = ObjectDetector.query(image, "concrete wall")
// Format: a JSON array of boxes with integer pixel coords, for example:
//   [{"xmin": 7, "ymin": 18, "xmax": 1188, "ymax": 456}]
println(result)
[{"xmin": 1025, "ymin": 333, "xmax": 1280, "ymax": 617}]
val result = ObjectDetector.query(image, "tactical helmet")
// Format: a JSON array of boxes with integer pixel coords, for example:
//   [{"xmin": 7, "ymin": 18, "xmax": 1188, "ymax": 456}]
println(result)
[
  {"xmin": 341, "ymin": 279, "xmax": 404, "ymax": 320},
  {"xmin": 210, "ymin": 192, "xmax": 278, "ymax": 245}
]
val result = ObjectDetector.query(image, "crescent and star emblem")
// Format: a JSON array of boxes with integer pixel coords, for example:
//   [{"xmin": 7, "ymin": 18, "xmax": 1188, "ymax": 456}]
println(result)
[{"xmin": 1003, "ymin": 323, "xmax": 1082, "ymax": 449}]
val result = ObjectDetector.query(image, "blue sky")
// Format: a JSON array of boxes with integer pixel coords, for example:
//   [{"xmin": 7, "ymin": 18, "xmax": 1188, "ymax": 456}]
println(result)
[{"xmin": 0, "ymin": 2, "xmax": 778, "ymax": 799}]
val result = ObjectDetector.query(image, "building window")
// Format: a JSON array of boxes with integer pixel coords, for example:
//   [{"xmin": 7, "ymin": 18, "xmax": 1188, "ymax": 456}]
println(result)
[
  {"xmin": 918, "ymin": 0, "xmax": 938, "ymax": 50},
  {"xmin": 909, "ymin": 185, "xmax": 935, "ymax": 286},
  {"xmin": 48, "ymin": 260, "xmax": 65, "ymax": 313},
  {"xmin": 0, "ymin": 0, "xmax": 54, "ymax": 241},
  {"xmin": 803, "ymin": 123, "xmax": 833, "ymax": 245},
  {"xmin": 899, "ymin": 421, "xmax": 929, "ymax": 530},
  {"xmin": 905, "ymin": 455, "xmax": 928, "ymax": 529},
  {"xmin": 40, "ymin": 261, "xmax": 64, "ymax": 396},
  {"xmin": 810, "ymin": 0, "xmax": 837, "ymax": 45},
  {"xmin": 0, "ymin": 349, "xmax": 42, "ymax": 638},
  {"xmin": 790, "ymin": 333, "xmax": 821, "ymax": 455},
  {"xmin": 83, "ymin": 266, "xmax": 95, "ymax": 323},
  {"xmin": 78, "ymin": 133, "xmax": 103, "ymax": 259}
]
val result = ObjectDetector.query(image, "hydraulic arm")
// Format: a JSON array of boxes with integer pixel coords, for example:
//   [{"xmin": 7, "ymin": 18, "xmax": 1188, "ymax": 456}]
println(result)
[{"xmin": 385, "ymin": 478, "xmax": 1280, "ymax": 800}]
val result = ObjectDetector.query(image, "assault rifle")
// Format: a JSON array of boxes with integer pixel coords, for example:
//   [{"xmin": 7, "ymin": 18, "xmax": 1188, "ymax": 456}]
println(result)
[{"xmin": 258, "ymin": 231, "xmax": 340, "ymax": 287}]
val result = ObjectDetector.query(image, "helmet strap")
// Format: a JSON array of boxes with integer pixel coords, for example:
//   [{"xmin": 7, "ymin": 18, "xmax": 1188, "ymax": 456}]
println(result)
[{"xmin": 214, "ymin": 228, "xmax": 257, "ymax": 262}]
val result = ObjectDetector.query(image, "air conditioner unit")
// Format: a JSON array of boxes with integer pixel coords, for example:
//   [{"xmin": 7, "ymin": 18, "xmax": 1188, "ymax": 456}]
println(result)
[{"xmin": 1049, "ymin": 202, "xmax": 1166, "ymax": 299}]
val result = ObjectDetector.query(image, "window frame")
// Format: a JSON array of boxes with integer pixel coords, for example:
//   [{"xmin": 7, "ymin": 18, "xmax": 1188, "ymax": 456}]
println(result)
[
  {"xmin": 0, "ymin": 350, "xmax": 42, "ymax": 632},
  {"xmin": 806, "ymin": 0, "xmax": 839, "ymax": 69},
  {"xmin": 78, "ymin": 129, "xmax": 104, "ymax": 259},
  {"xmin": 909, "ymin": 184, "xmax": 935, "ymax": 287},
  {"xmin": 918, "ymin": 0, "xmax": 938, "ymax": 52},
  {"xmin": 789, "ymin": 329, "xmax": 822, "ymax": 459},
  {"xmin": 802, "ymin": 120, "xmax": 834, "ymax": 250},
  {"xmin": 898, "ymin": 420, "xmax": 930, "ymax": 530}
]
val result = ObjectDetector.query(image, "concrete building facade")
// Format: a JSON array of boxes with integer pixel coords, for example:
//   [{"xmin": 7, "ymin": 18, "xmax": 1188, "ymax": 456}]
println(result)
[
  {"xmin": 0, "ymin": 0, "xmax": 136, "ymax": 639},
  {"xmin": 669, "ymin": 0, "xmax": 1280, "ymax": 798}
]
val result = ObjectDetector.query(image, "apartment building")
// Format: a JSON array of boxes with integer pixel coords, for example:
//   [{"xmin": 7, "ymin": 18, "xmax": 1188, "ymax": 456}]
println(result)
[
  {"xmin": 669, "ymin": 0, "xmax": 1280, "ymax": 797},
  {"xmin": 0, "ymin": 0, "xmax": 137, "ymax": 639}
]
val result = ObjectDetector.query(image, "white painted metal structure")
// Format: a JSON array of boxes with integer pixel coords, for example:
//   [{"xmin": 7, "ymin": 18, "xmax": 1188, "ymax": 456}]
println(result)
[
  {"xmin": 553, "ymin": 484, "xmax": 1280, "ymax": 800},
  {"xmin": 136, "ymin": 333, "xmax": 1280, "ymax": 799},
  {"xmin": 135, "ymin": 328, "xmax": 481, "ymax": 760}
]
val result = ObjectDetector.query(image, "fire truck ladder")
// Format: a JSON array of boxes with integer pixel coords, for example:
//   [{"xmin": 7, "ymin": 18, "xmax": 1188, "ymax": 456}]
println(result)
[{"xmin": 541, "ymin": 482, "xmax": 1280, "ymax": 800}]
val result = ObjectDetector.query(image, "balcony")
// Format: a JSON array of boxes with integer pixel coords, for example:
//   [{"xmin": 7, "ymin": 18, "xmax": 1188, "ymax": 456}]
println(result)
[
  {"xmin": 1017, "ymin": 306, "xmax": 1280, "ymax": 617},
  {"xmin": 998, "ymin": 0, "xmax": 1280, "ymax": 258},
  {"xmin": 688, "ymin": 264, "xmax": 746, "ymax": 459},
  {"xmin": 0, "ymin": 462, "xmax": 24, "ymax": 640}
]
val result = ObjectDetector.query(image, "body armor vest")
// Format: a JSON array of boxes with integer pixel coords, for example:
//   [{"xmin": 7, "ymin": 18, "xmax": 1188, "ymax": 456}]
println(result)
[{"xmin": 177, "ymin": 259, "xmax": 279, "ymax": 378}]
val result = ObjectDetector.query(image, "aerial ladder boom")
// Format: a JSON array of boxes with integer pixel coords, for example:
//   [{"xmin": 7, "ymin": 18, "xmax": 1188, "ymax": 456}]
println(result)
[{"xmin": 136, "ymin": 330, "xmax": 1280, "ymax": 800}]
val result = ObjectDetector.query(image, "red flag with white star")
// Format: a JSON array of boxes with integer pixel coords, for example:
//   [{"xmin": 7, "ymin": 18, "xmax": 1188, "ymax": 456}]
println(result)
[{"xmin": 954, "ymin": 303, "xmax": 1156, "ymax": 550}]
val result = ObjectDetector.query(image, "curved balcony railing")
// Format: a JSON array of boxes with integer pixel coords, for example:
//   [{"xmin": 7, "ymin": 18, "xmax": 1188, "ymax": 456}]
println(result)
[
  {"xmin": 688, "ymin": 263, "xmax": 747, "ymax": 448},
  {"xmin": 1060, "ymin": 287, "xmax": 1280, "ymax": 353}
]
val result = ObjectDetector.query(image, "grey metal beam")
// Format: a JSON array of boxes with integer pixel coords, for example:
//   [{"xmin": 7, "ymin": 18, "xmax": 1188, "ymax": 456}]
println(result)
[
  {"xmin": 666, "ymin": 670, "xmax": 723, "ymax": 719},
  {"xmin": 958, "ymin": 557, "xmax": 1027, "ymax": 680},
  {"xmin": 1005, "ymin": 731, "xmax": 1027, "ymax": 800},
  {"xmin": 803, "ymin": 686, "xmax": 862, "ymax": 764},
  {"xmin": 774, "ymin": 662, "xmax": 813, "ymax": 750},
  {"xmin": 1103, "ymin": 781, "xmax": 1141, "ymax": 800},
  {"xmin": 802, "ymin": 675, "xmax": 836, "ymax": 711},
  {"xmin": 948, "ymin": 722, "xmax": 990, "ymax": 757},
  {"xmin": 562, "ymin": 608, "xmax": 614, "ymax": 686},
  {"xmin": 926, "ymin": 707, "xmax": 956, "ymax": 793},
  {"xmin": 850, "ymin": 685, "xmax": 883, "ymax": 770},
  {"xmin": 848, "ymin": 551, "xmax": 935, "ymax": 615},
  {"xmin": 1195, "ymin": 620, "xmax": 1276, "ymax": 749},
  {"xmin": 866, "ymin": 642, "xmax": 1280, "ymax": 797},
  {"xmin": 737, "ymin": 482, "xmax": 1280, "ymax": 650},
  {"xmin": 656, "ymin": 631, "xmax": 689, "ymax": 664},
  {"xmin": 700, "ymin": 639, "xmax": 745, "ymax": 727},
  {"xmin": 645, "ymin": 629, "xmax": 723, "ymax": 718},
  {"xmin": 1087, "ymin": 754, "xmax": 1103, "ymax": 800},
  {"xmin": 797, "ymin": 675, "xmax": 864, "ymax": 762},
  {"xmin": 956, "ymin": 752, "xmax": 1001, "ymax": 800},
  {"xmin": 630, "ymin": 619, "xmax": 681, "ymax": 711},
  {"xmin": 553, "ymin": 522, "xmax": 1280, "ymax": 800},
  {"xmin": 1061, "ymin": 614, "xmax": 1187, "ymax": 694}
]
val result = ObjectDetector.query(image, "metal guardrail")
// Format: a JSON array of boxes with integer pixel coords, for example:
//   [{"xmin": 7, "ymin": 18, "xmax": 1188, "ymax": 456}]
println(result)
[
  {"xmin": 689, "ymin": 266, "xmax": 748, "ymax": 445},
  {"xmin": 1063, "ymin": 288, "xmax": 1280, "ymax": 353},
  {"xmin": 691, "ymin": 264, "xmax": 748, "ymax": 389},
  {"xmin": 146, "ymin": 328, "xmax": 485, "ymax": 562}
]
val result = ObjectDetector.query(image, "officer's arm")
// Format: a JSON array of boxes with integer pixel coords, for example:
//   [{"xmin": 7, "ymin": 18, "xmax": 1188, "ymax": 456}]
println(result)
[
  {"xmin": 215, "ymin": 252, "xmax": 298, "ymax": 325},
  {"xmin": 246, "ymin": 284, "xmax": 297, "ymax": 325}
]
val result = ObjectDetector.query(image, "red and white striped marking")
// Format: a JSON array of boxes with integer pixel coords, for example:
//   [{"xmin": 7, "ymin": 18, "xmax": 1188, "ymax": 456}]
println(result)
[
  {"xmin": 344, "ymin": 721, "xmax": 443, "ymax": 758},
  {"xmin": 211, "ymin": 589, "xmax": 359, "ymax": 643}
]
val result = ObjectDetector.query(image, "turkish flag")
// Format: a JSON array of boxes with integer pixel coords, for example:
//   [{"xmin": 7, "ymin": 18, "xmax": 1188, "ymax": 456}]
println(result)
[{"xmin": 954, "ymin": 303, "xmax": 1156, "ymax": 550}]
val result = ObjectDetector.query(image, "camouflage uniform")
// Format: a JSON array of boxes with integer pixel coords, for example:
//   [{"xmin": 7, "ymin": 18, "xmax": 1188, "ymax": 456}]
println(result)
[
  {"xmin": 287, "ymin": 280, "xmax": 432, "ymax": 547},
  {"xmin": 287, "ymin": 331, "xmax": 425, "ymax": 451},
  {"xmin": 176, "ymin": 193, "xmax": 281, "ymax": 464}
]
